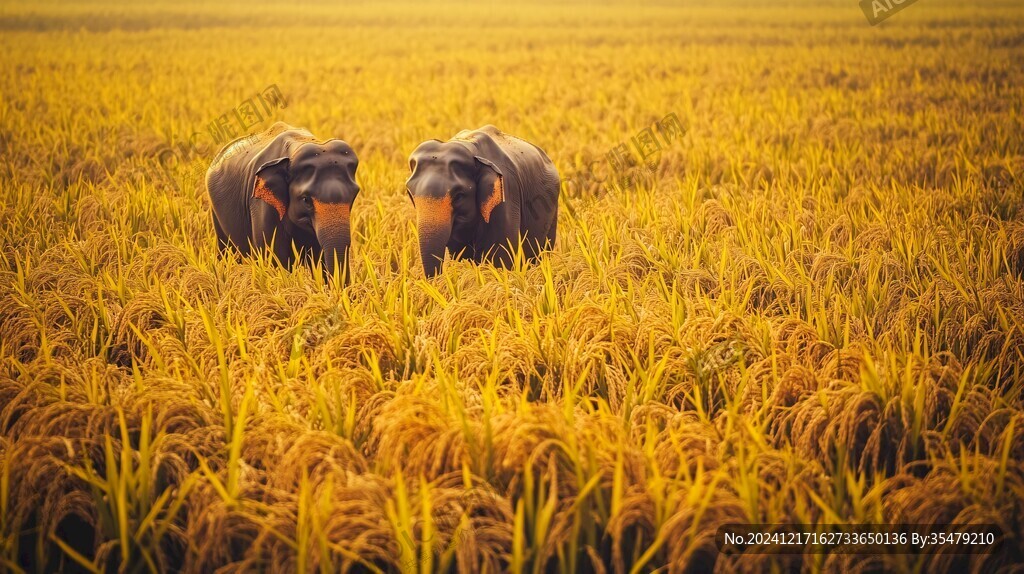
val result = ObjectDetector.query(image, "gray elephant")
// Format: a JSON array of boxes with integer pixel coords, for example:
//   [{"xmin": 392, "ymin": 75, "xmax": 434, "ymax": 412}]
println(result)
[
  {"xmin": 206, "ymin": 122, "xmax": 359, "ymax": 282},
  {"xmin": 406, "ymin": 125, "xmax": 559, "ymax": 277}
]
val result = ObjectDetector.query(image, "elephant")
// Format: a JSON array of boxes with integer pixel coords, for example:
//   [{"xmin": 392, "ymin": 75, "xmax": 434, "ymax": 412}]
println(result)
[
  {"xmin": 406, "ymin": 125, "xmax": 559, "ymax": 277},
  {"xmin": 206, "ymin": 122, "xmax": 359, "ymax": 282}
]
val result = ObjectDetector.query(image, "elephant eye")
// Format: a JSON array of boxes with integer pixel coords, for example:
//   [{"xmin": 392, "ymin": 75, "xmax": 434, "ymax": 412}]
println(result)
[{"xmin": 302, "ymin": 195, "xmax": 313, "ymax": 207}]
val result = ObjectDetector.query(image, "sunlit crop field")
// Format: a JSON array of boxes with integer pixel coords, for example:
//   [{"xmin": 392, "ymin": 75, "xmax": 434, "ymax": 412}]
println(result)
[{"xmin": 2, "ymin": 0, "xmax": 1024, "ymax": 572}]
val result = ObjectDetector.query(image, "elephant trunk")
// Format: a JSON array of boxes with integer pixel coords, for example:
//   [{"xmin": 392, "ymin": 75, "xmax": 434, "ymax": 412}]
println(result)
[
  {"xmin": 313, "ymin": 200, "xmax": 352, "ymax": 283},
  {"xmin": 416, "ymin": 196, "xmax": 453, "ymax": 277}
]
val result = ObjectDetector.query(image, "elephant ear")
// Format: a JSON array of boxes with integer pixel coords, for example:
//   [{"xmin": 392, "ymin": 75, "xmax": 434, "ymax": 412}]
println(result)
[
  {"xmin": 474, "ymin": 156, "xmax": 504, "ymax": 223},
  {"xmin": 252, "ymin": 157, "xmax": 290, "ymax": 220}
]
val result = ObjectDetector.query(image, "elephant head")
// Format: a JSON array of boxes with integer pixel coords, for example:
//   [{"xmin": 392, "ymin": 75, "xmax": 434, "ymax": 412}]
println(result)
[
  {"xmin": 251, "ymin": 139, "xmax": 359, "ymax": 281},
  {"xmin": 406, "ymin": 140, "xmax": 504, "ymax": 277}
]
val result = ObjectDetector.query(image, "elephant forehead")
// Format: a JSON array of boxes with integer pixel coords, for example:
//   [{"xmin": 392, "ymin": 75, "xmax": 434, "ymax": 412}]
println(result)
[
  {"xmin": 295, "ymin": 141, "xmax": 357, "ymax": 168},
  {"xmin": 322, "ymin": 139, "xmax": 356, "ymax": 156},
  {"xmin": 412, "ymin": 141, "xmax": 472, "ymax": 163},
  {"xmin": 415, "ymin": 195, "xmax": 452, "ymax": 223},
  {"xmin": 411, "ymin": 139, "xmax": 444, "ymax": 154}
]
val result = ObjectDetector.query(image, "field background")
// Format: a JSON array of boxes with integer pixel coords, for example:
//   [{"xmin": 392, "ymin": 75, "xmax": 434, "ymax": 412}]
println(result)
[{"xmin": 2, "ymin": 0, "xmax": 1024, "ymax": 572}]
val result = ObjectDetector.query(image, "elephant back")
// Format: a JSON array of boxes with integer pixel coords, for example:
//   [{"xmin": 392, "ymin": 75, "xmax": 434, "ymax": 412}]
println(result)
[
  {"xmin": 207, "ymin": 122, "xmax": 317, "ymax": 207},
  {"xmin": 209, "ymin": 122, "xmax": 308, "ymax": 172},
  {"xmin": 481, "ymin": 128, "xmax": 558, "ymax": 213}
]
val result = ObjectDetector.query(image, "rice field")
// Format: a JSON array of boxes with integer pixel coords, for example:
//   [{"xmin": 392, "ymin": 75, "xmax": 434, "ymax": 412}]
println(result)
[{"xmin": 1, "ymin": 0, "xmax": 1024, "ymax": 572}]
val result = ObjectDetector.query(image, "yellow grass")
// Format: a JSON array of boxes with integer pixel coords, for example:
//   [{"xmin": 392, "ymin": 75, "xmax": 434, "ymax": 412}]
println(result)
[{"xmin": 1, "ymin": 0, "xmax": 1023, "ymax": 572}]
